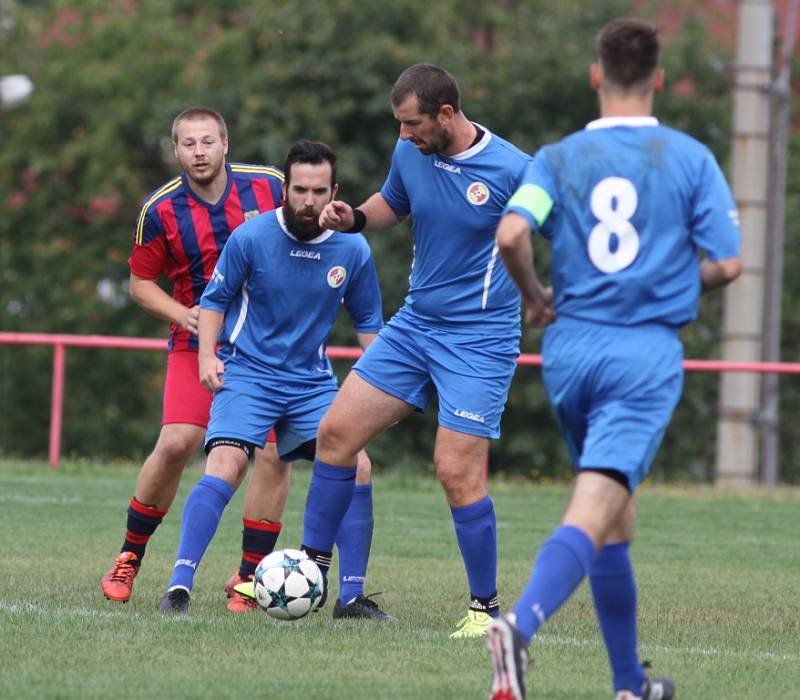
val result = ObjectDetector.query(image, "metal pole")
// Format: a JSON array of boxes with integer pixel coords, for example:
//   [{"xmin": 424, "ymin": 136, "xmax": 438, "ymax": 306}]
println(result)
[
  {"xmin": 48, "ymin": 344, "xmax": 66, "ymax": 468},
  {"xmin": 715, "ymin": 0, "xmax": 773, "ymax": 486},
  {"xmin": 760, "ymin": 0, "xmax": 797, "ymax": 486}
]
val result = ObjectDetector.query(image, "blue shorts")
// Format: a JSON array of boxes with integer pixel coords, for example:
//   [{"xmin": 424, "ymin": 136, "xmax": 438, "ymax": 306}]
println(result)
[
  {"xmin": 206, "ymin": 363, "xmax": 338, "ymax": 462},
  {"xmin": 542, "ymin": 317, "xmax": 684, "ymax": 491},
  {"xmin": 353, "ymin": 311, "xmax": 520, "ymax": 439}
]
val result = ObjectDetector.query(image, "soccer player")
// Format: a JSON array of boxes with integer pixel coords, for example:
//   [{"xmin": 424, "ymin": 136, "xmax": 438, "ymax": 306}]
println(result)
[
  {"xmin": 101, "ymin": 107, "xmax": 294, "ymax": 613},
  {"xmin": 303, "ymin": 63, "xmax": 531, "ymax": 638},
  {"xmin": 485, "ymin": 18, "xmax": 741, "ymax": 700},
  {"xmin": 158, "ymin": 139, "xmax": 391, "ymax": 622}
]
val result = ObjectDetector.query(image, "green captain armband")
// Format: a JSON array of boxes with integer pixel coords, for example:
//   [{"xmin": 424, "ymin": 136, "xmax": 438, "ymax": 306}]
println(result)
[{"xmin": 506, "ymin": 184, "xmax": 553, "ymax": 228}]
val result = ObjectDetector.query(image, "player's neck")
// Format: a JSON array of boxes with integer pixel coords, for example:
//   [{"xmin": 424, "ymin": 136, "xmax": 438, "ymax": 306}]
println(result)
[
  {"xmin": 598, "ymin": 92, "xmax": 654, "ymax": 119},
  {"xmin": 186, "ymin": 167, "xmax": 228, "ymax": 206},
  {"xmin": 443, "ymin": 113, "xmax": 479, "ymax": 156}
]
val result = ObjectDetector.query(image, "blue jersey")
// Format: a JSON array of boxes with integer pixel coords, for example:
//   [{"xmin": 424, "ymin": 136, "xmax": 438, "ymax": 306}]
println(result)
[
  {"xmin": 506, "ymin": 117, "xmax": 741, "ymax": 327},
  {"xmin": 380, "ymin": 128, "xmax": 531, "ymax": 332},
  {"xmin": 200, "ymin": 208, "xmax": 383, "ymax": 383}
]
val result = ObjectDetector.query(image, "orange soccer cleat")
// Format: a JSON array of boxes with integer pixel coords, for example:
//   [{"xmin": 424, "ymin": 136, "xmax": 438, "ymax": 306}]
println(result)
[
  {"xmin": 101, "ymin": 551, "xmax": 140, "ymax": 603},
  {"xmin": 225, "ymin": 571, "xmax": 257, "ymax": 613}
]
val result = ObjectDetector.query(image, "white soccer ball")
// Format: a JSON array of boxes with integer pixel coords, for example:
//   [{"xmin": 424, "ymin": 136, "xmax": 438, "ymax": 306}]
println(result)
[{"xmin": 253, "ymin": 548, "xmax": 325, "ymax": 620}]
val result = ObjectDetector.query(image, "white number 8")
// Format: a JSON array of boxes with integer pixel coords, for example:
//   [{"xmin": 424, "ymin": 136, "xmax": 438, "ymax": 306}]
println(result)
[{"xmin": 587, "ymin": 177, "xmax": 639, "ymax": 273}]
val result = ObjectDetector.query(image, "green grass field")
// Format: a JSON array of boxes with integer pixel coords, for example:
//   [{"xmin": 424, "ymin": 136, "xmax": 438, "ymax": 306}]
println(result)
[{"xmin": 1, "ymin": 460, "xmax": 799, "ymax": 699}]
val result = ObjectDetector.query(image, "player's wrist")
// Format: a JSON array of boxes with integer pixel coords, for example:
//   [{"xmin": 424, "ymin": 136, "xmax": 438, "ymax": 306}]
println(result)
[{"xmin": 343, "ymin": 208, "xmax": 367, "ymax": 233}]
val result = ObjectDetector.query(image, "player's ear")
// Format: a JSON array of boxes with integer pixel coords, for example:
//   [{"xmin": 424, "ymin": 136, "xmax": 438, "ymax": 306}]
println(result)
[
  {"xmin": 652, "ymin": 67, "xmax": 665, "ymax": 93},
  {"xmin": 222, "ymin": 137, "xmax": 229, "ymax": 156},
  {"xmin": 589, "ymin": 63, "xmax": 602, "ymax": 91},
  {"xmin": 281, "ymin": 181, "xmax": 287, "ymax": 201},
  {"xmin": 438, "ymin": 104, "xmax": 455, "ymax": 125}
]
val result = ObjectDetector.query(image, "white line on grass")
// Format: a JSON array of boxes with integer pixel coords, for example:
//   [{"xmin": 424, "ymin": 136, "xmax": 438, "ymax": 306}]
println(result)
[
  {"xmin": 2, "ymin": 601, "xmax": 798, "ymax": 663},
  {"xmin": 535, "ymin": 633, "xmax": 800, "ymax": 663},
  {"xmin": 0, "ymin": 601, "xmax": 197, "ymax": 623},
  {"xmin": 0, "ymin": 494, "xmax": 84, "ymax": 505}
]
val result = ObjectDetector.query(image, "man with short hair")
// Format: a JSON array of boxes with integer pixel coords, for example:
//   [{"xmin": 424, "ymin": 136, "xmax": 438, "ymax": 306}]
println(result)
[
  {"xmin": 485, "ymin": 18, "xmax": 741, "ymax": 699},
  {"xmin": 158, "ymin": 140, "xmax": 390, "ymax": 622},
  {"xmin": 303, "ymin": 63, "xmax": 531, "ymax": 638},
  {"xmin": 101, "ymin": 107, "xmax": 293, "ymax": 613}
]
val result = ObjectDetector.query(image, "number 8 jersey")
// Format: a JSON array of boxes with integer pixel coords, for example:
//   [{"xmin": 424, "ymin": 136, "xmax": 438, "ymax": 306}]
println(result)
[{"xmin": 506, "ymin": 116, "xmax": 741, "ymax": 327}]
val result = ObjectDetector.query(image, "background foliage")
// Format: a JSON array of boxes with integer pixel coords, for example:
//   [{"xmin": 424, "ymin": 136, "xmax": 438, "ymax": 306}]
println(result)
[{"xmin": 1, "ymin": 0, "xmax": 797, "ymax": 481}]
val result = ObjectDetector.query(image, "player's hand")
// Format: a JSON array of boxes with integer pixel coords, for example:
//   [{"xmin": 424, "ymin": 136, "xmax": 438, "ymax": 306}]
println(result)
[
  {"xmin": 524, "ymin": 287, "xmax": 555, "ymax": 329},
  {"xmin": 319, "ymin": 200, "xmax": 353, "ymax": 231},
  {"xmin": 199, "ymin": 354, "xmax": 224, "ymax": 392},
  {"xmin": 180, "ymin": 305, "xmax": 200, "ymax": 335}
]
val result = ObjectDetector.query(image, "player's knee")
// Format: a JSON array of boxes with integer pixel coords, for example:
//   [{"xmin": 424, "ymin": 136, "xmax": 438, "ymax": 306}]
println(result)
[
  {"xmin": 316, "ymin": 413, "xmax": 350, "ymax": 454},
  {"xmin": 154, "ymin": 431, "xmax": 201, "ymax": 467}
]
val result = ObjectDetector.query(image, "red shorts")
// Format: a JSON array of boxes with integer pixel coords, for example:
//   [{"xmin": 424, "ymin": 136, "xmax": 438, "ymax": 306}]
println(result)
[{"xmin": 162, "ymin": 350, "xmax": 276, "ymax": 443}]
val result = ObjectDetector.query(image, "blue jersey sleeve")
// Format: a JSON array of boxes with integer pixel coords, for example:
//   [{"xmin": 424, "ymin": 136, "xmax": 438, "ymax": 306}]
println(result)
[
  {"xmin": 342, "ymin": 238, "xmax": 384, "ymax": 333},
  {"xmin": 379, "ymin": 141, "xmax": 411, "ymax": 218},
  {"xmin": 504, "ymin": 150, "xmax": 556, "ymax": 235},
  {"xmin": 689, "ymin": 150, "xmax": 741, "ymax": 261},
  {"xmin": 200, "ymin": 230, "xmax": 250, "ymax": 313}
]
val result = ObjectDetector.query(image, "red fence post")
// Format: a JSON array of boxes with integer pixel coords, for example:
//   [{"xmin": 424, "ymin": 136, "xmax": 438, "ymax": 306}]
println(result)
[{"xmin": 48, "ymin": 343, "xmax": 66, "ymax": 468}]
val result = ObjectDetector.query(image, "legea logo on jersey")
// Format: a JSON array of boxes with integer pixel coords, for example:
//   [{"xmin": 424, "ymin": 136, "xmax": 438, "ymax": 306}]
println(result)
[
  {"xmin": 327, "ymin": 266, "xmax": 347, "ymax": 288},
  {"xmin": 210, "ymin": 267, "xmax": 224, "ymax": 284},
  {"xmin": 243, "ymin": 209, "xmax": 260, "ymax": 221},
  {"xmin": 466, "ymin": 182, "xmax": 490, "ymax": 206},
  {"xmin": 291, "ymin": 249, "xmax": 321, "ymax": 260}
]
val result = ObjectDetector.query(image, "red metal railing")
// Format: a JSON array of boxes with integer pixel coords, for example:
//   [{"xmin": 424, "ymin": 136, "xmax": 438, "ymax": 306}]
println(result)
[{"xmin": 3, "ymin": 331, "xmax": 800, "ymax": 467}]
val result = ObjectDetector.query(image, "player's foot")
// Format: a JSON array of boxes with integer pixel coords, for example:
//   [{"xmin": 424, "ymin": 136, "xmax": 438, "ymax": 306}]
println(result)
[
  {"xmin": 226, "ymin": 573, "xmax": 257, "ymax": 613},
  {"xmin": 614, "ymin": 674, "xmax": 675, "ymax": 700},
  {"xmin": 332, "ymin": 593, "xmax": 396, "ymax": 621},
  {"xmin": 450, "ymin": 609, "xmax": 493, "ymax": 639},
  {"xmin": 486, "ymin": 614, "xmax": 529, "ymax": 700},
  {"xmin": 159, "ymin": 588, "xmax": 190, "ymax": 614},
  {"xmin": 101, "ymin": 551, "xmax": 139, "ymax": 602}
]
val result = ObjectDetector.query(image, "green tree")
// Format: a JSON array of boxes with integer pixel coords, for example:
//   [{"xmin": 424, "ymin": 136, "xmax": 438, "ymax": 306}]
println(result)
[{"xmin": 4, "ymin": 0, "xmax": 794, "ymax": 483}]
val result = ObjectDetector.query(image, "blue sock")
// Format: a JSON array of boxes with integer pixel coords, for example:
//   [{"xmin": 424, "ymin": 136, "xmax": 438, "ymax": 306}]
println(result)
[
  {"xmin": 590, "ymin": 543, "xmax": 646, "ymax": 693},
  {"xmin": 451, "ymin": 496, "xmax": 499, "ymax": 616},
  {"xmin": 511, "ymin": 525, "xmax": 595, "ymax": 643},
  {"xmin": 302, "ymin": 460, "xmax": 357, "ymax": 565},
  {"xmin": 168, "ymin": 475, "xmax": 234, "ymax": 591},
  {"xmin": 335, "ymin": 482, "xmax": 373, "ymax": 604}
]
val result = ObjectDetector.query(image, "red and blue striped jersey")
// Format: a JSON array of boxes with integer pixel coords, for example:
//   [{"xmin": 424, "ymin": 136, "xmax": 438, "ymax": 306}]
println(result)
[{"xmin": 129, "ymin": 162, "xmax": 284, "ymax": 351}]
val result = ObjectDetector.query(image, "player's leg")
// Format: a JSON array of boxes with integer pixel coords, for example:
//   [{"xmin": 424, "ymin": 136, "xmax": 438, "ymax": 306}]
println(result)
[
  {"xmin": 301, "ymin": 370, "xmax": 413, "ymax": 581},
  {"xmin": 426, "ymin": 328, "xmax": 518, "ymax": 639},
  {"xmin": 226, "ymin": 438, "xmax": 291, "ymax": 613},
  {"xmin": 432, "ymin": 427, "xmax": 500, "ymax": 638},
  {"xmin": 590, "ymin": 497, "xmax": 648, "ymax": 695},
  {"xmin": 102, "ymin": 349, "xmax": 209, "ymax": 603},
  {"xmin": 160, "ymin": 442, "xmax": 251, "ymax": 613},
  {"xmin": 332, "ymin": 449, "xmax": 394, "ymax": 620},
  {"xmin": 486, "ymin": 472, "xmax": 627, "ymax": 699},
  {"xmin": 161, "ymin": 368, "xmax": 278, "ymax": 613}
]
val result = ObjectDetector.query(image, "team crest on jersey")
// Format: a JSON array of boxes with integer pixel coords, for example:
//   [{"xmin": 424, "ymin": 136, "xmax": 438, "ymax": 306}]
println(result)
[
  {"xmin": 466, "ymin": 182, "xmax": 490, "ymax": 206},
  {"xmin": 327, "ymin": 266, "xmax": 347, "ymax": 288},
  {"xmin": 243, "ymin": 209, "xmax": 260, "ymax": 220}
]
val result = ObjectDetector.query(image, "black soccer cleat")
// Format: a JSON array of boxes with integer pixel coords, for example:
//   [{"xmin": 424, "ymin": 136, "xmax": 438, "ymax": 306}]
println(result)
[
  {"xmin": 332, "ymin": 593, "xmax": 396, "ymax": 621},
  {"xmin": 159, "ymin": 587, "xmax": 190, "ymax": 614},
  {"xmin": 614, "ymin": 672, "xmax": 675, "ymax": 700}
]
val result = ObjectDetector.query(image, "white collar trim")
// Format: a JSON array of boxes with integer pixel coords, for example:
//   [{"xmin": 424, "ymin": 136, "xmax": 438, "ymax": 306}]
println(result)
[
  {"xmin": 586, "ymin": 116, "xmax": 659, "ymax": 130},
  {"xmin": 277, "ymin": 207, "xmax": 335, "ymax": 244},
  {"xmin": 448, "ymin": 123, "xmax": 492, "ymax": 161}
]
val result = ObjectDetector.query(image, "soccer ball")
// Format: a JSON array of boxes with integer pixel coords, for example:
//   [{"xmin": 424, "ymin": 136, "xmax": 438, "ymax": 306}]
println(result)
[{"xmin": 253, "ymin": 548, "xmax": 325, "ymax": 620}]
